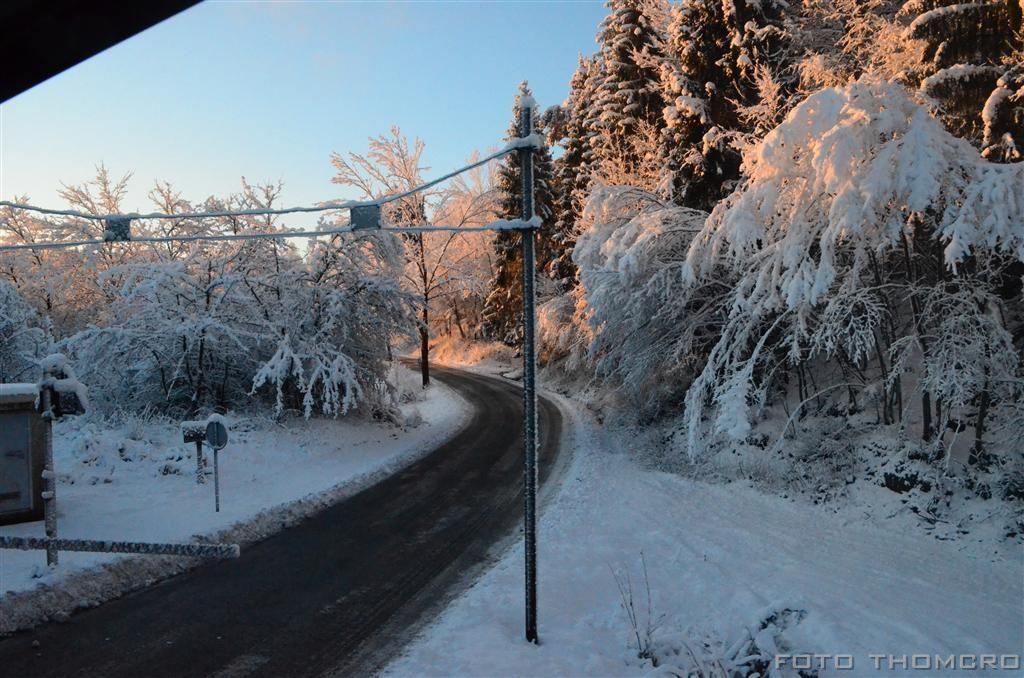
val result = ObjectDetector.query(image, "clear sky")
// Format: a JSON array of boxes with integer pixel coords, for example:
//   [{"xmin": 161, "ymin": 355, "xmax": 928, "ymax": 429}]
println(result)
[{"xmin": 0, "ymin": 0, "xmax": 606, "ymax": 227}]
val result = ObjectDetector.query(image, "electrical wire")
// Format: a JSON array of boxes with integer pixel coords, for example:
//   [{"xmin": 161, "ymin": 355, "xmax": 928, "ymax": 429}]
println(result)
[
  {"xmin": 0, "ymin": 143, "xmax": 539, "ymax": 252},
  {"xmin": 0, "ymin": 145, "xmax": 523, "ymax": 224}
]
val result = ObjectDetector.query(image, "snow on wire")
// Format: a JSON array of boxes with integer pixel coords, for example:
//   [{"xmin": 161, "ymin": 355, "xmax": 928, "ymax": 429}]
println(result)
[{"xmin": 0, "ymin": 135, "xmax": 547, "ymax": 253}]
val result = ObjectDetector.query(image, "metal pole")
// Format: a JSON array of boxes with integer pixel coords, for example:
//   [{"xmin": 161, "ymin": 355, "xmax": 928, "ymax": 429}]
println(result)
[
  {"xmin": 214, "ymin": 448, "xmax": 220, "ymax": 513},
  {"xmin": 518, "ymin": 92, "xmax": 539, "ymax": 645},
  {"xmin": 0, "ymin": 536, "xmax": 240, "ymax": 559},
  {"xmin": 40, "ymin": 385, "xmax": 58, "ymax": 567},
  {"xmin": 195, "ymin": 440, "xmax": 205, "ymax": 484}
]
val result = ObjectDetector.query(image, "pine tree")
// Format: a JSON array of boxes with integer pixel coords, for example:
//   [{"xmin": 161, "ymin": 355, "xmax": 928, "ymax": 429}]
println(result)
[
  {"xmin": 590, "ymin": 0, "xmax": 669, "ymax": 173},
  {"xmin": 982, "ymin": 66, "xmax": 1024, "ymax": 162},
  {"xmin": 546, "ymin": 56, "xmax": 602, "ymax": 291},
  {"xmin": 902, "ymin": 0, "xmax": 1024, "ymax": 160},
  {"xmin": 482, "ymin": 82, "xmax": 559, "ymax": 345},
  {"xmin": 658, "ymin": 0, "xmax": 793, "ymax": 209}
]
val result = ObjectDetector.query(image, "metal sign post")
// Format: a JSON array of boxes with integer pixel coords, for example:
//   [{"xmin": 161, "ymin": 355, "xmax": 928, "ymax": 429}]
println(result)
[
  {"xmin": 205, "ymin": 419, "xmax": 229, "ymax": 513},
  {"xmin": 518, "ymin": 95, "xmax": 539, "ymax": 645},
  {"xmin": 214, "ymin": 450, "xmax": 220, "ymax": 512}
]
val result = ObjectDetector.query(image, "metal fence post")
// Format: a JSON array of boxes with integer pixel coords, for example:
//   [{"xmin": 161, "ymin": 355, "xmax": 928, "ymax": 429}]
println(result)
[
  {"xmin": 518, "ymin": 92, "xmax": 539, "ymax": 645},
  {"xmin": 40, "ymin": 383, "xmax": 58, "ymax": 567}
]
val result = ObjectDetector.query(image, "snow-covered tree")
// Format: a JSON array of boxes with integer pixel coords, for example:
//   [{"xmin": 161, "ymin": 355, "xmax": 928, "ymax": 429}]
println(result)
[
  {"xmin": 0, "ymin": 279, "xmax": 50, "ymax": 383},
  {"xmin": 331, "ymin": 129, "xmax": 508, "ymax": 381},
  {"xmin": 591, "ymin": 0, "xmax": 669, "ymax": 175},
  {"xmin": 332, "ymin": 127, "xmax": 443, "ymax": 386},
  {"xmin": 34, "ymin": 174, "xmax": 412, "ymax": 419},
  {"xmin": 681, "ymin": 79, "xmax": 1024, "ymax": 458},
  {"xmin": 0, "ymin": 168, "xmax": 140, "ymax": 335},
  {"xmin": 482, "ymin": 82, "xmax": 559, "ymax": 346},
  {"xmin": 982, "ymin": 66, "xmax": 1024, "ymax": 163},
  {"xmin": 55, "ymin": 166, "xmax": 142, "ymax": 308},
  {"xmin": 569, "ymin": 186, "xmax": 717, "ymax": 416},
  {"xmin": 900, "ymin": 0, "xmax": 1024, "ymax": 157},
  {"xmin": 656, "ymin": 0, "xmax": 794, "ymax": 209},
  {"xmin": 58, "ymin": 180, "xmax": 283, "ymax": 413},
  {"xmin": 65, "ymin": 253, "xmax": 259, "ymax": 413},
  {"xmin": 545, "ymin": 55, "xmax": 602, "ymax": 291},
  {"xmin": 794, "ymin": 0, "xmax": 923, "ymax": 90},
  {"xmin": 430, "ymin": 158, "xmax": 501, "ymax": 338},
  {"xmin": 252, "ymin": 230, "xmax": 410, "ymax": 419},
  {"xmin": 0, "ymin": 199, "xmax": 77, "ymax": 328}
]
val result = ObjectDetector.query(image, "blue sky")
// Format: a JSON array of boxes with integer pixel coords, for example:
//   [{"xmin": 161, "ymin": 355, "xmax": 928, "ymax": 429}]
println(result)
[{"xmin": 1, "ymin": 0, "xmax": 606, "ymax": 226}]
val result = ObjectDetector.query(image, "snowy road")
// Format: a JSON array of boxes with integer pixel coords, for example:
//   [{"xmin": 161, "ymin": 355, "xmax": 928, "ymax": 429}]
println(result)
[{"xmin": 0, "ymin": 367, "xmax": 562, "ymax": 677}]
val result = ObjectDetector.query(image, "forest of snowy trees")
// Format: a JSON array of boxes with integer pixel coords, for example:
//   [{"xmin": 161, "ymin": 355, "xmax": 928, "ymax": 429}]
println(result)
[
  {"xmin": 529, "ymin": 0, "xmax": 1024, "ymax": 470},
  {"xmin": 0, "ymin": 174, "xmax": 413, "ymax": 418},
  {"xmin": 1, "ymin": 0, "xmax": 1022, "ymax": 488}
]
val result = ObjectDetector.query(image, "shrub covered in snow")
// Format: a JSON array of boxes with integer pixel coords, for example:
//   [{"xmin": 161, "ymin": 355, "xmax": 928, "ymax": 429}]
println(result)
[
  {"xmin": 559, "ymin": 185, "xmax": 726, "ymax": 417},
  {"xmin": 681, "ymin": 78, "xmax": 1024, "ymax": 459},
  {"xmin": 251, "ymin": 232, "xmax": 411, "ymax": 418},
  {"xmin": 0, "ymin": 278, "xmax": 50, "ymax": 383}
]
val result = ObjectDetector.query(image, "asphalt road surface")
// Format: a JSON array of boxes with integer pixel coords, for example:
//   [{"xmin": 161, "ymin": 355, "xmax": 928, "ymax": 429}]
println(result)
[{"xmin": 0, "ymin": 366, "xmax": 562, "ymax": 677}]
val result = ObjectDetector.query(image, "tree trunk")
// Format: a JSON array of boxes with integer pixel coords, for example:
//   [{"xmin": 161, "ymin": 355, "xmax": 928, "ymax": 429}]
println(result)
[
  {"xmin": 973, "ymin": 378, "xmax": 991, "ymax": 461},
  {"xmin": 453, "ymin": 298, "xmax": 466, "ymax": 339},
  {"xmin": 901, "ymin": 231, "xmax": 930, "ymax": 437},
  {"xmin": 420, "ymin": 305, "xmax": 430, "ymax": 388},
  {"xmin": 873, "ymin": 332, "xmax": 892, "ymax": 425},
  {"xmin": 922, "ymin": 390, "xmax": 933, "ymax": 442},
  {"xmin": 1010, "ymin": 0, "xmax": 1023, "ymax": 32}
]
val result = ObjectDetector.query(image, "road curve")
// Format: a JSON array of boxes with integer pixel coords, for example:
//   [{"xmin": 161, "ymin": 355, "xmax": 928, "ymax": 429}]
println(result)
[{"xmin": 0, "ymin": 366, "xmax": 562, "ymax": 678}]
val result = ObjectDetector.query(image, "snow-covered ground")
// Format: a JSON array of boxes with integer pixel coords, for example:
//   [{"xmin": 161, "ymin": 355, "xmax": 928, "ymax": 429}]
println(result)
[
  {"xmin": 387, "ymin": 395, "xmax": 1024, "ymax": 677},
  {"xmin": 0, "ymin": 368, "xmax": 470, "ymax": 631}
]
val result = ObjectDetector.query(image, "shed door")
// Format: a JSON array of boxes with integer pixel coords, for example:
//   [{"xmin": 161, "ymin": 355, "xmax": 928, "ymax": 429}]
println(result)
[{"xmin": 0, "ymin": 412, "xmax": 33, "ymax": 514}]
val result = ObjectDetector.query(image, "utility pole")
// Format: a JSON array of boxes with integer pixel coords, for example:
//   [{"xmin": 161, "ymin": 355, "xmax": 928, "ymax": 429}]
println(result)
[{"xmin": 518, "ymin": 92, "xmax": 539, "ymax": 645}]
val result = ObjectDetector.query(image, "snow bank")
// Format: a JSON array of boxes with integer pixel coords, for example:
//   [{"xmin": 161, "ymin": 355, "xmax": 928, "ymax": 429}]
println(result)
[{"xmin": 386, "ymin": 402, "xmax": 1023, "ymax": 676}]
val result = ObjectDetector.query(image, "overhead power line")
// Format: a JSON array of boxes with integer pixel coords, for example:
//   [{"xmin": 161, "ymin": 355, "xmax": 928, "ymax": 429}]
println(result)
[
  {"xmin": 0, "ymin": 138, "xmax": 546, "ymax": 253},
  {"xmin": 0, "ymin": 218, "xmax": 543, "ymax": 252},
  {"xmin": 0, "ymin": 141, "xmax": 536, "ymax": 238}
]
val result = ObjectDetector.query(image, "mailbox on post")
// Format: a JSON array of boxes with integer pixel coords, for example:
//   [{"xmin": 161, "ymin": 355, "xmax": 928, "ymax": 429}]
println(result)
[
  {"xmin": 0, "ymin": 385, "xmax": 45, "ymax": 526},
  {"xmin": 181, "ymin": 420, "xmax": 208, "ymax": 484},
  {"xmin": 181, "ymin": 415, "xmax": 230, "ymax": 511}
]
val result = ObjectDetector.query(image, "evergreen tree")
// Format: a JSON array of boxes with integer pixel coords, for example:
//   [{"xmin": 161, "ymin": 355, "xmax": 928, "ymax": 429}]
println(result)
[
  {"xmin": 546, "ymin": 56, "xmax": 602, "ymax": 291},
  {"xmin": 982, "ymin": 66, "xmax": 1024, "ymax": 163},
  {"xmin": 902, "ymin": 0, "xmax": 1024, "ymax": 160},
  {"xmin": 658, "ymin": 0, "xmax": 793, "ymax": 209},
  {"xmin": 482, "ymin": 82, "xmax": 559, "ymax": 345},
  {"xmin": 590, "ymin": 0, "xmax": 669, "ymax": 173}
]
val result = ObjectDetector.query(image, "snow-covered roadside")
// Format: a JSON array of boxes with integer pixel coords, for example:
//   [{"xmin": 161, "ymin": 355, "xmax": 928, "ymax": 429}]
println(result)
[
  {"xmin": 0, "ymin": 372, "xmax": 471, "ymax": 633},
  {"xmin": 386, "ymin": 399, "xmax": 1024, "ymax": 677}
]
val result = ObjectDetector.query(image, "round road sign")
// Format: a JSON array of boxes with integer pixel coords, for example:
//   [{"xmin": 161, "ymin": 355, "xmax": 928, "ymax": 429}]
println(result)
[{"xmin": 205, "ymin": 420, "xmax": 229, "ymax": 450}]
